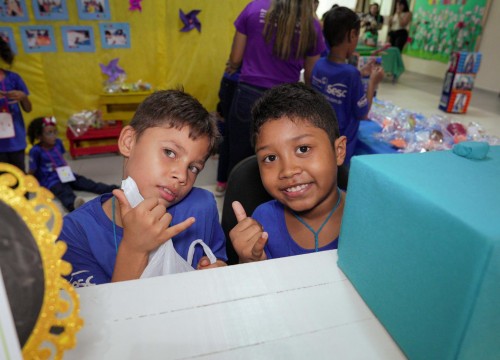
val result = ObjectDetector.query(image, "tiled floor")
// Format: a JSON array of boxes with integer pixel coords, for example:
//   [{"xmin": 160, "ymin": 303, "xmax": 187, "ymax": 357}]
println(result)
[{"xmin": 61, "ymin": 71, "xmax": 500, "ymax": 215}]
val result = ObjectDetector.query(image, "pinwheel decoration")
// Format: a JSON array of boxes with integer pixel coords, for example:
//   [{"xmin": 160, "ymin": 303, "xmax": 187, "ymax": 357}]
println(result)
[
  {"xmin": 100, "ymin": 58, "xmax": 126, "ymax": 83},
  {"xmin": 179, "ymin": 9, "xmax": 201, "ymax": 33},
  {"xmin": 129, "ymin": 0, "xmax": 142, "ymax": 11}
]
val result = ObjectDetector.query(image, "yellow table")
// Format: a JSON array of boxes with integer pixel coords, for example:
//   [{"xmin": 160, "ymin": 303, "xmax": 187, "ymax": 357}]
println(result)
[{"xmin": 98, "ymin": 91, "xmax": 153, "ymax": 122}]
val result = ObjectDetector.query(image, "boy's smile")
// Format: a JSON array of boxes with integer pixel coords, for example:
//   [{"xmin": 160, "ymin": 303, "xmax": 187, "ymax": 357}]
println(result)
[
  {"xmin": 255, "ymin": 117, "xmax": 345, "ymax": 218},
  {"xmin": 120, "ymin": 125, "xmax": 210, "ymax": 208}
]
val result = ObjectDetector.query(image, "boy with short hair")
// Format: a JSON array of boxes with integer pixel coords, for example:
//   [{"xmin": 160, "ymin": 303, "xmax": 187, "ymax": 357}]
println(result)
[
  {"xmin": 60, "ymin": 90, "xmax": 227, "ymax": 286},
  {"xmin": 230, "ymin": 83, "xmax": 347, "ymax": 262},
  {"xmin": 311, "ymin": 6, "xmax": 384, "ymax": 166}
]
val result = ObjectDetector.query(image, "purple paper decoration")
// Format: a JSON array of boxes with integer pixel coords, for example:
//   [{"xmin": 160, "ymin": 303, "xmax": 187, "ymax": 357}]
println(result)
[
  {"xmin": 179, "ymin": 9, "xmax": 201, "ymax": 33},
  {"xmin": 100, "ymin": 58, "xmax": 126, "ymax": 83},
  {"xmin": 129, "ymin": 0, "xmax": 142, "ymax": 12}
]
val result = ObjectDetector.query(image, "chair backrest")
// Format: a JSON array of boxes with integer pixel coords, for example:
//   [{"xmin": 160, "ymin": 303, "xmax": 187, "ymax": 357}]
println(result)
[
  {"xmin": 221, "ymin": 155, "xmax": 349, "ymax": 265},
  {"xmin": 221, "ymin": 155, "xmax": 272, "ymax": 265}
]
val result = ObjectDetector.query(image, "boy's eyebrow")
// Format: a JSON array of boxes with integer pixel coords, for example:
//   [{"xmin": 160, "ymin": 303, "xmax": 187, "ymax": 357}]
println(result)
[{"xmin": 256, "ymin": 133, "xmax": 314, "ymax": 153}]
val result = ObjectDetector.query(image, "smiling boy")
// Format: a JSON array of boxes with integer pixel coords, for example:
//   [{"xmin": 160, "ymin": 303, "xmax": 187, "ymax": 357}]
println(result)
[
  {"xmin": 230, "ymin": 83, "xmax": 347, "ymax": 262},
  {"xmin": 60, "ymin": 90, "xmax": 227, "ymax": 286}
]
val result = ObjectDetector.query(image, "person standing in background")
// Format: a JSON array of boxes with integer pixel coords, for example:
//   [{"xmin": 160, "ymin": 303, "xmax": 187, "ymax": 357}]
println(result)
[
  {"xmin": 224, "ymin": 0, "xmax": 326, "ymax": 176},
  {"xmin": 0, "ymin": 38, "xmax": 32, "ymax": 172},
  {"xmin": 387, "ymin": 0, "xmax": 412, "ymax": 52},
  {"xmin": 362, "ymin": 3, "xmax": 384, "ymax": 47}
]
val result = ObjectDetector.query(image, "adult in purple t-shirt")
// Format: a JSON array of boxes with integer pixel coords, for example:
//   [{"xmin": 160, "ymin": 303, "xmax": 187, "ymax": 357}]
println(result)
[{"xmin": 224, "ymin": 0, "xmax": 325, "ymax": 175}]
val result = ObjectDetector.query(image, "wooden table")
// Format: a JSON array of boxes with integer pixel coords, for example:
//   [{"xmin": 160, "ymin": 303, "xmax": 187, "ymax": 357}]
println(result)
[
  {"xmin": 66, "ymin": 121, "xmax": 123, "ymax": 158},
  {"xmin": 65, "ymin": 250, "xmax": 406, "ymax": 359},
  {"xmin": 98, "ymin": 91, "xmax": 152, "ymax": 122}
]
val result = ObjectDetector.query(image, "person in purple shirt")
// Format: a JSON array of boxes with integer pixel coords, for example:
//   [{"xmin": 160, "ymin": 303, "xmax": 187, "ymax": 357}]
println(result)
[
  {"xmin": 224, "ymin": 0, "xmax": 326, "ymax": 175},
  {"xmin": 0, "ymin": 38, "xmax": 32, "ymax": 172},
  {"xmin": 311, "ymin": 7, "xmax": 384, "ymax": 166}
]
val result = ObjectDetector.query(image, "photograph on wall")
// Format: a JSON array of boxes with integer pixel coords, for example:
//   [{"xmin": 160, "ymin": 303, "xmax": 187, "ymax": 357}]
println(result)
[
  {"xmin": 99, "ymin": 23, "xmax": 130, "ymax": 49},
  {"xmin": 0, "ymin": 27, "xmax": 17, "ymax": 54},
  {"xmin": 77, "ymin": 0, "xmax": 110, "ymax": 20},
  {"xmin": 32, "ymin": 0, "xmax": 68, "ymax": 20},
  {"xmin": 406, "ymin": 0, "xmax": 490, "ymax": 63},
  {"xmin": 20, "ymin": 26, "xmax": 56, "ymax": 53},
  {"xmin": 61, "ymin": 26, "xmax": 95, "ymax": 52},
  {"xmin": 0, "ymin": 0, "xmax": 29, "ymax": 22}
]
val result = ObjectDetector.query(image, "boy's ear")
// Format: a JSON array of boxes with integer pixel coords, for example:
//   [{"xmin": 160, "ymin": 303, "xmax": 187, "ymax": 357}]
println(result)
[
  {"xmin": 334, "ymin": 136, "xmax": 347, "ymax": 166},
  {"xmin": 118, "ymin": 125, "xmax": 136, "ymax": 158},
  {"xmin": 349, "ymin": 29, "xmax": 358, "ymax": 43}
]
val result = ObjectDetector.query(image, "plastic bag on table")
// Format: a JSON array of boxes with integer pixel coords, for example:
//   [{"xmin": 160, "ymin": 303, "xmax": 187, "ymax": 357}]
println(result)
[{"xmin": 67, "ymin": 110, "xmax": 103, "ymax": 137}]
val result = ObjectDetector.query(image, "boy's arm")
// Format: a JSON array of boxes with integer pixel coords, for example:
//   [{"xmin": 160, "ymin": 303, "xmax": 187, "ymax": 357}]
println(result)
[
  {"xmin": 111, "ymin": 189, "xmax": 195, "ymax": 282},
  {"xmin": 366, "ymin": 66, "xmax": 385, "ymax": 112},
  {"xmin": 229, "ymin": 201, "xmax": 268, "ymax": 263}
]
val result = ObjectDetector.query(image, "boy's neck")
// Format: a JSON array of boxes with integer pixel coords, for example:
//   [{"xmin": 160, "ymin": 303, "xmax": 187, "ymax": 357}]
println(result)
[{"xmin": 328, "ymin": 46, "xmax": 350, "ymax": 64}]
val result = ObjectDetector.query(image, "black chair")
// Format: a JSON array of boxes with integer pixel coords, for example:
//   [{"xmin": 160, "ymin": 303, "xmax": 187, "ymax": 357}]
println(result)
[
  {"xmin": 221, "ymin": 155, "xmax": 272, "ymax": 265},
  {"xmin": 221, "ymin": 155, "xmax": 349, "ymax": 265}
]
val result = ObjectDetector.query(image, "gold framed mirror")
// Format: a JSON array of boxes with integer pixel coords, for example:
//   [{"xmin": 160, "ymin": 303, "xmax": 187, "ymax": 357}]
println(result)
[{"xmin": 0, "ymin": 163, "xmax": 83, "ymax": 359}]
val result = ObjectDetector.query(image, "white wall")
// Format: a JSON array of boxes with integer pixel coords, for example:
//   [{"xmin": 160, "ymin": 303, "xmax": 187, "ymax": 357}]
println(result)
[
  {"xmin": 316, "ymin": 0, "xmax": 356, "ymax": 19},
  {"xmin": 474, "ymin": 0, "xmax": 499, "ymax": 92}
]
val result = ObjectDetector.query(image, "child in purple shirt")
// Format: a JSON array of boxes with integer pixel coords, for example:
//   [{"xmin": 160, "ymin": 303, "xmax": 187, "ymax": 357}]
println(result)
[{"xmin": 27, "ymin": 116, "xmax": 118, "ymax": 211}]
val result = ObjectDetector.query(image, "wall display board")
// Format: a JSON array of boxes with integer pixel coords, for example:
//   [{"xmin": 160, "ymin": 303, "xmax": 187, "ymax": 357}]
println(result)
[
  {"xmin": 406, "ymin": 0, "xmax": 491, "ymax": 63},
  {"xmin": 0, "ymin": 0, "xmax": 29, "ymax": 22},
  {"xmin": 20, "ymin": 25, "xmax": 57, "ymax": 53},
  {"xmin": 77, "ymin": 0, "xmax": 110, "ymax": 20},
  {"xmin": 99, "ymin": 23, "xmax": 130, "ymax": 49},
  {"xmin": 32, "ymin": 0, "xmax": 69, "ymax": 20},
  {"xmin": 62, "ymin": 26, "xmax": 96, "ymax": 52},
  {"xmin": 0, "ymin": 27, "xmax": 17, "ymax": 54}
]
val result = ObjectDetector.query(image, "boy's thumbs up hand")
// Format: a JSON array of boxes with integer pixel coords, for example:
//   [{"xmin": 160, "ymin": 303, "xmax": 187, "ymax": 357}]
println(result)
[
  {"xmin": 229, "ymin": 201, "xmax": 268, "ymax": 263},
  {"xmin": 112, "ymin": 189, "xmax": 195, "ymax": 255}
]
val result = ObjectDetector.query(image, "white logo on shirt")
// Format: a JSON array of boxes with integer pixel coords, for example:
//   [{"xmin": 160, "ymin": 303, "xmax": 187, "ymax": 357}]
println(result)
[
  {"xmin": 69, "ymin": 270, "xmax": 96, "ymax": 287},
  {"xmin": 358, "ymin": 94, "xmax": 368, "ymax": 108},
  {"xmin": 326, "ymin": 83, "xmax": 348, "ymax": 98}
]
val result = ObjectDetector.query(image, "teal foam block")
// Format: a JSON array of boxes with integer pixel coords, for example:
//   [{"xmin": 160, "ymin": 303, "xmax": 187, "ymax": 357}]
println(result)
[{"xmin": 338, "ymin": 146, "xmax": 500, "ymax": 360}]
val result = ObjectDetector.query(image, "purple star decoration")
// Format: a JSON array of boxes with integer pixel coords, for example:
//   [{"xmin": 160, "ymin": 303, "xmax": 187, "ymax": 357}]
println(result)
[
  {"xmin": 179, "ymin": 9, "xmax": 201, "ymax": 33},
  {"xmin": 129, "ymin": 0, "xmax": 141, "ymax": 11},
  {"xmin": 100, "ymin": 58, "xmax": 126, "ymax": 83}
]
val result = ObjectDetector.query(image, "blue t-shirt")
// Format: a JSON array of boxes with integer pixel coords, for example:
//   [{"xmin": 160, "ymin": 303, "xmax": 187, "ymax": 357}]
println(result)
[
  {"xmin": 60, "ymin": 188, "xmax": 228, "ymax": 287},
  {"xmin": 0, "ymin": 71, "xmax": 29, "ymax": 152},
  {"xmin": 29, "ymin": 139, "xmax": 67, "ymax": 189},
  {"xmin": 311, "ymin": 59, "xmax": 369, "ymax": 165},
  {"xmin": 253, "ymin": 200, "xmax": 338, "ymax": 260}
]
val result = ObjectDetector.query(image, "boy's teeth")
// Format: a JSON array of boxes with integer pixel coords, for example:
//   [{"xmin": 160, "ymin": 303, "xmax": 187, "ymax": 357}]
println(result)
[
  {"xmin": 164, "ymin": 188, "xmax": 173, "ymax": 195},
  {"xmin": 286, "ymin": 184, "xmax": 307, "ymax": 192}
]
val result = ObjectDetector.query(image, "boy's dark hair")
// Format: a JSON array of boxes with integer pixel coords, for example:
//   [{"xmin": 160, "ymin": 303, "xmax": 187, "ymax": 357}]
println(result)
[
  {"xmin": 252, "ymin": 83, "xmax": 339, "ymax": 146},
  {"xmin": 27, "ymin": 117, "xmax": 45, "ymax": 145},
  {"xmin": 323, "ymin": 6, "xmax": 361, "ymax": 48},
  {"xmin": 0, "ymin": 37, "xmax": 14, "ymax": 66},
  {"xmin": 130, "ymin": 89, "xmax": 220, "ymax": 157}
]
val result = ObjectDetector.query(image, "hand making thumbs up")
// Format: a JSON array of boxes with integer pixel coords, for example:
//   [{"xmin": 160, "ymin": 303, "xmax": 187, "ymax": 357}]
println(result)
[{"xmin": 229, "ymin": 201, "xmax": 268, "ymax": 263}]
